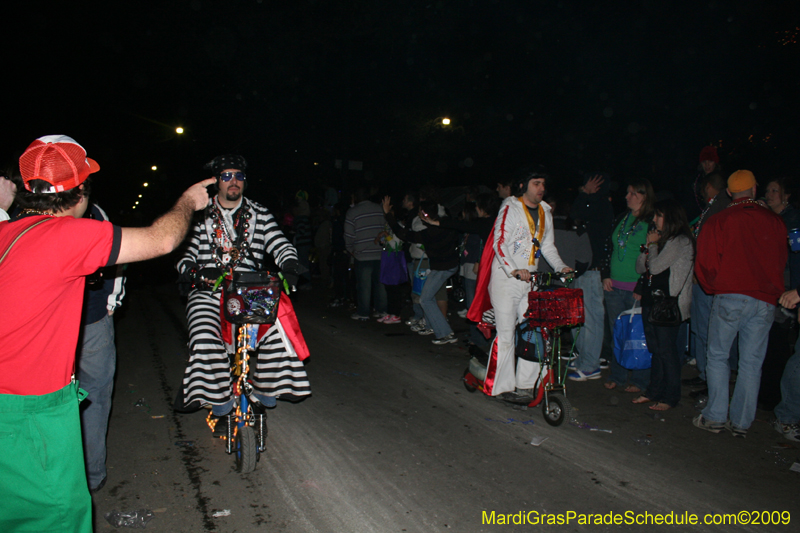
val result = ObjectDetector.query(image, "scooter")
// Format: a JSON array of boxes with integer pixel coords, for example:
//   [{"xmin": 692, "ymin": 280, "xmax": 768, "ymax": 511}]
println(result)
[{"xmin": 462, "ymin": 272, "xmax": 584, "ymax": 427}]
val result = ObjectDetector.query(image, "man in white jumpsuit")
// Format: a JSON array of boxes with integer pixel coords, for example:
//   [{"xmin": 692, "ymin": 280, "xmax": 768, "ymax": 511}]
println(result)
[{"xmin": 485, "ymin": 170, "xmax": 572, "ymax": 402}]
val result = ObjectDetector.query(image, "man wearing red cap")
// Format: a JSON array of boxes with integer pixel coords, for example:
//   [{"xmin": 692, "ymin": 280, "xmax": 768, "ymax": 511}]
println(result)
[
  {"xmin": 0, "ymin": 135, "xmax": 213, "ymax": 532},
  {"xmin": 693, "ymin": 170, "xmax": 787, "ymax": 437}
]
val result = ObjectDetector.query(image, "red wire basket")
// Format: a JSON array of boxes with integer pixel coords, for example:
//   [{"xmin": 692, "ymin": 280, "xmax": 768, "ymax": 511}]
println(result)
[{"xmin": 524, "ymin": 288, "xmax": 585, "ymax": 329}]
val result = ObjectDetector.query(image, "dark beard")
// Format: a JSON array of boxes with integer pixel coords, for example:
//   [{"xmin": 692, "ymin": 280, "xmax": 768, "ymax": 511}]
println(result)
[{"xmin": 225, "ymin": 189, "xmax": 242, "ymax": 202}]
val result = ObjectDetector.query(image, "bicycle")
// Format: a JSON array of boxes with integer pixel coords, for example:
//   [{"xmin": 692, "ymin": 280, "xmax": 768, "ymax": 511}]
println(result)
[{"xmin": 208, "ymin": 271, "xmax": 288, "ymax": 473}]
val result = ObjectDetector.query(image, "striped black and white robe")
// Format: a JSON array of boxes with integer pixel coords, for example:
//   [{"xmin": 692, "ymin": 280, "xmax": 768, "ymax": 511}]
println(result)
[{"xmin": 176, "ymin": 198, "xmax": 310, "ymax": 408}]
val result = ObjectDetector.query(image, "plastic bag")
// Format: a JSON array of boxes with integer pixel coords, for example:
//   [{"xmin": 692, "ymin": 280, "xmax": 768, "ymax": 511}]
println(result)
[
  {"xmin": 411, "ymin": 257, "xmax": 428, "ymax": 296},
  {"xmin": 379, "ymin": 250, "xmax": 408, "ymax": 285},
  {"xmin": 613, "ymin": 304, "xmax": 652, "ymax": 370}
]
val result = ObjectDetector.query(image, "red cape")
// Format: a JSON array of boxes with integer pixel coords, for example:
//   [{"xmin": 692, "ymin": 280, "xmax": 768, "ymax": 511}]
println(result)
[{"xmin": 467, "ymin": 220, "xmax": 497, "ymax": 323}]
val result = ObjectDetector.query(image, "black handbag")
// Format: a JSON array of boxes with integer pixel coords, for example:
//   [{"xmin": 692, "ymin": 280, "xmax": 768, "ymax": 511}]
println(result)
[
  {"xmin": 648, "ymin": 289, "xmax": 682, "ymax": 327},
  {"xmin": 222, "ymin": 271, "xmax": 282, "ymax": 324}
]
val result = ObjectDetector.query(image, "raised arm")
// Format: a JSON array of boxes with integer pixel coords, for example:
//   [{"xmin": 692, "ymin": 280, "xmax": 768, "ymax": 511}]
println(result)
[{"xmin": 116, "ymin": 178, "xmax": 214, "ymax": 264}]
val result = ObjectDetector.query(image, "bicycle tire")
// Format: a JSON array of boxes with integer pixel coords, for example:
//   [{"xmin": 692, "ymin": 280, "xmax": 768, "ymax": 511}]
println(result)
[{"xmin": 236, "ymin": 425, "xmax": 258, "ymax": 473}]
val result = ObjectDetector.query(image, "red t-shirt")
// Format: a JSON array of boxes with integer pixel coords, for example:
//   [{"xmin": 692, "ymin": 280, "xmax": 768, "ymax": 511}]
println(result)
[{"xmin": 0, "ymin": 215, "xmax": 121, "ymax": 395}]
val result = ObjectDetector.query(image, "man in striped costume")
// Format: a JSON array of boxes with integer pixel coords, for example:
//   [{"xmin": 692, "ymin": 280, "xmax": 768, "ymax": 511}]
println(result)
[{"xmin": 176, "ymin": 154, "xmax": 310, "ymax": 423}]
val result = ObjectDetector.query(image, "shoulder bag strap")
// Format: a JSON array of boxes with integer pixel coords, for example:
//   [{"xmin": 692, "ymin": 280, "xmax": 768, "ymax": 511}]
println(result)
[{"xmin": 0, "ymin": 218, "xmax": 52, "ymax": 266}]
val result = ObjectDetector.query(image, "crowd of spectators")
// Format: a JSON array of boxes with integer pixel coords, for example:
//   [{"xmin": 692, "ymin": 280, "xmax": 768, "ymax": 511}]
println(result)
[{"xmin": 283, "ymin": 145, "xmax": 800, "ymax": 442}]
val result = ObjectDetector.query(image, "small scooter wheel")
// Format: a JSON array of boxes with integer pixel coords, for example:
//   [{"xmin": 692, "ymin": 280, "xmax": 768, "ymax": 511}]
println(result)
[
  {"xmin": 462, "ymin": 368, "xmax": 477, "ymax": 393},
  {"xmin": 236, "ymin": 425, "xmax": 258, "ymax": 473},
  {"xmin": 542, "ymin": 393, "xmax": 571, "ymax": 427}
]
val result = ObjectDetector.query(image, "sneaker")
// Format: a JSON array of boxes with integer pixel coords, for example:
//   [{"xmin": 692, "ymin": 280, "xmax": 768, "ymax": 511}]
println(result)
[
  {"xmin": 686, "ymin": 357, "xmax": 697, "ymax": 366},
  {"xmin": 350, "ymin": 313, "xmax": 369, "ymax": 321},
  {"xmin": 417, "ymin": 328, "xmax": 435, "ymax": 336},
  {"xmin": 405, "ymin": 317, "xmax": 421, "ymax": 326},
  {"xmin": 372, "ymin": 311, "xmax": 388, "ymax": 319},
  {"xmin": 432, "ymin": 333, "xmax": 458, "ymax": 345},
  {"xmin": 383, "ymin": 315, "xmax": 401, "ymax": 324},
  {"xmin": 497, "ymin": 389, "xmax": 533, "ymax": 404},
  {"xmin": 328, "ymin": 298, "xmax": 342, "ymax": 308},
  {"xmin": 724, "ymin": 421, "xmax": 747, "ymax": 438},
  {"xmin": 773, "ymin": 420, "xmax": 800, "ymax": 442},
  {"xmin": 410, "ymin": 319, "xmax": 427, "ymax": 332},
  {"xmin": 599, "ymin": 358, "xmax": 610, "ymax": 369},
  {"xmin": 692, "ymin": 414, "xmax": 724, "ymax": 434},
  {"xmin": 567, "ymin": 368, "xmax": 602, "ymax": 381},
  {"xmin": 567, "ymin": 360, "xmax": 578, "ymax": 371},
  {"xmin": 457, "ymin": 309, "xmax": 468, "ymax": 318}
]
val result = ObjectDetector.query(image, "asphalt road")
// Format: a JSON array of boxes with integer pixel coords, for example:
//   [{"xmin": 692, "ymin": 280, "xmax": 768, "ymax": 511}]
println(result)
[{"xmin": 90, "ymin": 283, "xmax": 800, "ymax": 532}]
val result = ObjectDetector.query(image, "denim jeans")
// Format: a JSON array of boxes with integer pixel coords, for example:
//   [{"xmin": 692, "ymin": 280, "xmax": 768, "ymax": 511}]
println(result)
[
  {"xmin": 775, "ymin": 335, "xmax": 800, "ymax": 424},
  {"xmin": 420, "ymin": 267, "xmax": 457, "ymax": 338},
  {"xmin": 355, "ymin": 259, "xmax": 387, "ymax": 316},
  {"xmin": 703, "ymin": 294, "xmax": 774, "ymax": 429},
  {"xmin": 690, "ymin": 283, "xmax": 713, "ymax": 380},
  {"xmin": 642, "ymin": 306, "xmax": 682, "ymax": 406},
  {"xmin": 77, "ymin": 313, "xmax": 116, "ymax": 490},
  {"xmin": 605, "ymin": 287, "xmax": 651, "ymax": 390},
  {"xmin": 572, "ymin": 271, "xmax": 604, "ymax": 373}
]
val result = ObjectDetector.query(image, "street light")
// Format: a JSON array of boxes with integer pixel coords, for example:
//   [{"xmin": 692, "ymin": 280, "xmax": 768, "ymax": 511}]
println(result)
[
  {"xmin": 143, "ymin": 182, "xmax": 149, "ymax": 187},
  {"xmin": 442, "ymin": 118, "xmax": 451, "ymax": 125},
  {"xmin": 176, "ymin": 127, "xmax": 184, "ymax": 134},
  {"xmin": 151, "ymin": 165, "xmax": 157, "ymax": 171}
]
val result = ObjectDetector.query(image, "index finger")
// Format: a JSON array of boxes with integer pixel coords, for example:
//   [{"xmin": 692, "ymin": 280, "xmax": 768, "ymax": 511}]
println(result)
[{"xmin": 198, "ymin": 177, "xmax": 216, "ymax": 187}]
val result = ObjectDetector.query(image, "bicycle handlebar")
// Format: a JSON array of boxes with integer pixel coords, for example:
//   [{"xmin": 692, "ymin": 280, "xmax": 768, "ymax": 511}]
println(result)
[{"xmin": 515, "ymin": 270, "xmax": 575, "ymax": 287}]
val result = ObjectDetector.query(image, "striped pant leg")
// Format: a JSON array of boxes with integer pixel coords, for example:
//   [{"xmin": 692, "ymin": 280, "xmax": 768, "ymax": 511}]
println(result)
[
  {"xmin": 251, "ymin": 324, "xmax": 311, "ymax": 401},
  {"xmin": 182, "ymin": 290, "xmax": 232, "ymax": 407}
]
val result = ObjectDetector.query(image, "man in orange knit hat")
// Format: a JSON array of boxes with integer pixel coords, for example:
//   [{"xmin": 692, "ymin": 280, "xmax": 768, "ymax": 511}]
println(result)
[{"xmin": 693, "ymin": 170, "xmax": 787, "ymax": 437}]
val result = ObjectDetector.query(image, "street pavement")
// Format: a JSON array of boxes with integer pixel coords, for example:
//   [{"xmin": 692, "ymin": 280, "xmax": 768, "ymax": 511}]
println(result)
[{"xmin": 90, "ymin": 281, "xmax": 800, "ymax": 532}]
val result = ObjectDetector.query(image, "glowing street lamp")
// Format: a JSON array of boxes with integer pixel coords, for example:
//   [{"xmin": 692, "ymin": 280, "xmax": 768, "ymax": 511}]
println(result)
[
  {"xmin": 442, "ymin": 118, "xmax": 451, "ymax": 125},
  {"xmin": 143, "ymin": 182, "xmax": 149, "ymax": 188},
  {"xmin": 151, "ymin": 165, "xmax": 157, "ymax": 171},
  {"xmin": 176, "ymin": 127, "xmax": 184, "ymax": 134}
]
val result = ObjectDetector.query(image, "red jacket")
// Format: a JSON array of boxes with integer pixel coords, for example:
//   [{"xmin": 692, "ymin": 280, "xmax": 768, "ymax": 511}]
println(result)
[{"xmin": 695, "ymin": 198, "xmax": 787, "ymax": 304}]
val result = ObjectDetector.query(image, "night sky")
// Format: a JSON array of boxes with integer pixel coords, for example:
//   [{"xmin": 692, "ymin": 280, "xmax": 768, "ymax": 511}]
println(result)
[{"xmin": 4, "ymin": 1, "xmax": 799, "ymax": 219}]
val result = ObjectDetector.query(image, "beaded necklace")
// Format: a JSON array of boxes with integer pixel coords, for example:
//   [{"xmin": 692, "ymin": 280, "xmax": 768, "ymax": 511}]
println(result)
[
  {"xmin": 726, "ymin": 198, "xmax": 762, "ymax": 210},
  {"xmin": 616, "ymin": 211, "xmax": 642, "ymax": 261},
  {"xmin": 19, "ymin": 208, "xmax": 54, "ymax": 217},
  {"xmin": 693, "ymin": 196, "xmax": 717, "ymax": 237},
  {"xmin": 207, "ymin": 197, "xmax": 252, "ymax": 271}
]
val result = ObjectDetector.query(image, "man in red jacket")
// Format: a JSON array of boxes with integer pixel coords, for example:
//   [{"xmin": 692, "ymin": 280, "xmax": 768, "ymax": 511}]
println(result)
[{"xmin": 693, "ymin": 170, "xmax": 787, "ymax": 437}]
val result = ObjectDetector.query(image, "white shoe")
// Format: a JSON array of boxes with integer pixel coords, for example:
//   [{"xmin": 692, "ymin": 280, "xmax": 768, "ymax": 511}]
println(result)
[{"xmin": 432, "ymin": 333, "xmax": 458, "ymax": 345}]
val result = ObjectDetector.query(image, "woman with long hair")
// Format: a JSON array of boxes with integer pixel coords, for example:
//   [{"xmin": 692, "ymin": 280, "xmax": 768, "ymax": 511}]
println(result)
[
  {"xmin": 601, "ymin": 178, "xmax": 655, "ymax": 393},
  {"xmin": 631, "ymin": 199, "xmax": 694, "ymax": 410}
]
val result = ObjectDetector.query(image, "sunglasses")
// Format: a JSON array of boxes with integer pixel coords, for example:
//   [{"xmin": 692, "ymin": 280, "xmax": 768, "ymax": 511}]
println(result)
[{"xmin": 220, "ymin": 171, "xmax": 246, "ymax": 182}]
